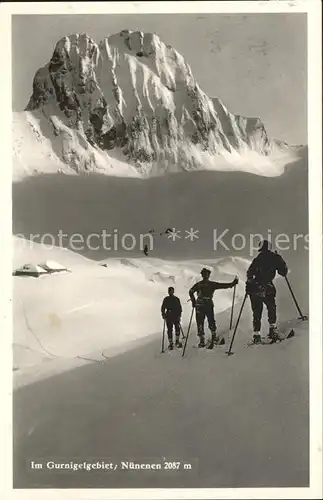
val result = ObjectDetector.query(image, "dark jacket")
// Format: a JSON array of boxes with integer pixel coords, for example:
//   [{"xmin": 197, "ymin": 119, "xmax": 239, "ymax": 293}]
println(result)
[
  {"xmin": 247, "ymin": 250, "xmax": 288, "ymax": 285},
  {"xmin": 161, "ymin": 296, "xmax": 182, "ymax": 317},
  {"xmin": 189, "ymin": 279, "xmax": 233, "ymax": 305}
]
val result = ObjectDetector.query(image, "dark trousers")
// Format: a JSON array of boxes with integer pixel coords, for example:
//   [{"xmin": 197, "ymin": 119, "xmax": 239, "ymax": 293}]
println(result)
[
  {"xmin": 166, "ymin": 315, "xmax": 181, "ymax": 342},
  {"xmin": 249, "ymin": 284, "xmax": 277, "ymax": 332},
  {"xmin": 195, "ymin": 300, "xmax": 217, "ymax": 337}
]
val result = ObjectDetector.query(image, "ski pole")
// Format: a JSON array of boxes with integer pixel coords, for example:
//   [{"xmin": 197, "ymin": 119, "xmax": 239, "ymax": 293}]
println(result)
[
  {"xmin": 226, "ymin": 293, "xmax": 248, "ymax": 356},
  {"xmin": 182, "ymin": 307, "xmax": 194, "ymax": 358},
  {"xmin": 161, "ymin": 319, "xmax": 166, "ymax": 353},
  {"xmin": 179, "ymin": 324, "xmax": 186, "ymax": 340},
  {"xmin": 284, "ymin": 276, "xmax": 308, "ymax": 320},
  {"xmin": 229, "ymin": 283, "xmax": 237, "ymax": 330}
]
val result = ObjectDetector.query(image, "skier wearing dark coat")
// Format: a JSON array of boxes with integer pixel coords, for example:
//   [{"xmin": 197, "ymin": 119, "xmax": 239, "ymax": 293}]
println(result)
[
  {"xmin": 161, "ymin": 287, "xmax": 183, "ymax": 349},
  {"xmin": 189, "ymin": 268, "xmax": 238, "ymax": 347},
  {"xmin": 246, "ymin": 240, "xmax": 288, "ymax": 343}
]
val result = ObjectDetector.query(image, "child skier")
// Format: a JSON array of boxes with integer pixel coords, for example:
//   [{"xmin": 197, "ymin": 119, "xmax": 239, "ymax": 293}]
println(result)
[{"xmin": 161, "ymin": 287, "xmax": 183, "ymax": 350}]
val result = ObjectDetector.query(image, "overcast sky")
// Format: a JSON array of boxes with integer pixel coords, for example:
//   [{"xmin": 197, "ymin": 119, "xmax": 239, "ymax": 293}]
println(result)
[{"xmin": 12, "ymin": 13, "xmax": 307, "ymax": 144}]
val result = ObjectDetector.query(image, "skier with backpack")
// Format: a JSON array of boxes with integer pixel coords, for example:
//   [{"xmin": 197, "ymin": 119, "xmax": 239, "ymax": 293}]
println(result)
[
  {"xmin": 246, "ymin": 240, "xmax": 288, "ymax": 344},
  {"xmin": 161, "ymin": 287, "xmax": 183, "ymax": 350},
  {"xmin": 189, "ymin": 268, "xmax": 239, "ymax": 348}
]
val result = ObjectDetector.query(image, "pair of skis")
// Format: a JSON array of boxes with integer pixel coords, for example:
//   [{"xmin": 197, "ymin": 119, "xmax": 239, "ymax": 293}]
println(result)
[
  {"xmin": 226, "ymin": 276, "xmax": 307, "ymax": 356},
  {"xmin": 244, "ymin": 328, "xmax": 295, "ymax": 347}
]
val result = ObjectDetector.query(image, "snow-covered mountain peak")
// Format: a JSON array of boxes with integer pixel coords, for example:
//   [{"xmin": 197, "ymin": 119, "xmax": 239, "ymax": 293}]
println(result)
[
  {"xmin": 101, "ymin": 29, "xmax": 194, "ymax": 85},
  {"xmin": 17, "ymin": 30, "xmax": 296, "ymax": 177}
]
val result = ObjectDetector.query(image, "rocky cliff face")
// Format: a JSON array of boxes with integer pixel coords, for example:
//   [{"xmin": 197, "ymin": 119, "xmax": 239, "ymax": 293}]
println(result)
[{"xmin": 24, "ymin": 30, "xmax": 276, "ymax": 175}]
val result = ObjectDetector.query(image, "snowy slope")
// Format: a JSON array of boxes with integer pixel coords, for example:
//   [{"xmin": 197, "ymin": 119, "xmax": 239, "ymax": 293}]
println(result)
[
  {"xmin": 13, "ymin": 220, "xmax": 310, "ymax": 486},
  {"xmin": 13, "ymin": 319, "xmax": 309, "ymax": 488},
  {"xmin": 13, "ymin": 236, "xmax": 248, "ymax": 382},
  {"xmin": 12, "ymin": 110, "xmax": 140, "ymax": 181},
  {"xmin": 13, "ymin": 30, "xmax": 300, "ymax": 178}
]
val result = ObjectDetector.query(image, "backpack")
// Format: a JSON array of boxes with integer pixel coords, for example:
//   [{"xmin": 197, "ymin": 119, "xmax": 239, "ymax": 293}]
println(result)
[{"xmin": 246, "ymin": 279, "xmax": 266, "ymax": 298}]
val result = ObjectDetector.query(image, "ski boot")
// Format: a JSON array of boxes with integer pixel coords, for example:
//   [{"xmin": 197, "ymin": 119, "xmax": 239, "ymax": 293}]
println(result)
[
  {"xmin": 168, "ymin": 341, "xmax": 174, "ymax": 350},
  {"xmin": 268, "ymin": 326, "xmax": 279, "ymax": 343},
  {"xmin": 207, "ymin": 334, "xmax": 217, "ymax": 349},
  {"xmin": 252, "ymin": 333, "xmax": 262, "ymax": 344},
  {"xmin": 175, "ymin": 337, "xmax": 183, "ymax": 348},
  {"xmin": 198, "ymin": 336, "xmax": 206, "ymax": 348}
]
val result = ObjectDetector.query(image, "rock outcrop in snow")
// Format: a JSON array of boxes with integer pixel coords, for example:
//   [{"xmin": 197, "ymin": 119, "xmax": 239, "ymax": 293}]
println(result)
[{"xmin": 18, "ymin": 30, "xmax": 289, "ymax": 176}]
